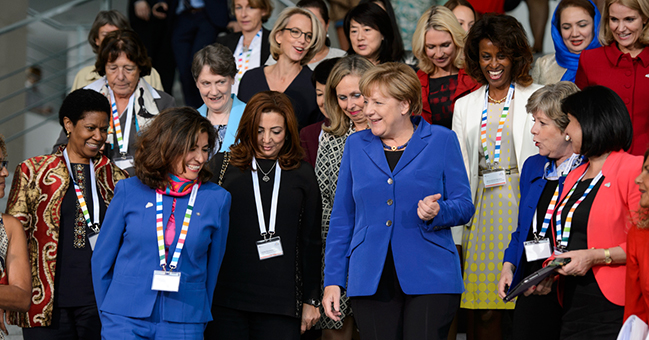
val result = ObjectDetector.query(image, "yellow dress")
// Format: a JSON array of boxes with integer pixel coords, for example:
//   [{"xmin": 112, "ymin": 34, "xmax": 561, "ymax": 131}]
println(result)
[{"xmin": 461, "ymin": 101, "xmax": 519, "ymax": 310}]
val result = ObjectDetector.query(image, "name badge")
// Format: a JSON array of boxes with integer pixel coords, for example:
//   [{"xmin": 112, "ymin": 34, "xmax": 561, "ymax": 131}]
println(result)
[
  {"xmin": 88, "ymin": 231, "xmax": 99, "ymax": 251},
  {"xmin": 256, "ymin": 236, "xmax": 284, "ymax": 260},
  {"xmin": 483, "ymin": 169, "xmax": 506, "ymax": 188},
  {"xmin": 151, "ymin": 270, "xmax": 181, "ymax": 292},
  {"xmin": 114, "ymin": 155, "xmax": 134, "ymax": 170},
  {"xmin": 524, "ymin": 238, "xmax": 551, "ymax": 261}
]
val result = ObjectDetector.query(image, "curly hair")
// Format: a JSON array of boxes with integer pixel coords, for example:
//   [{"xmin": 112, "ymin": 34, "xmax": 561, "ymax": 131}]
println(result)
[
  {"xmin": 59, "ymin": 89, "xmax": 111, "ymax": 128},
  {"xmin": 464, "ymin": 14, "xmax": 534, "ymax": 87},
  {"xmin": 230, "ymin": 91, "xmax": 304, "ymax": 171},
  {"xmin": 95, "ymin": 29, "xmax": 152, "ymax": 78},
  {"xmin": 134, "ymin": 107, "xmax": 216, "ymax": 189}
]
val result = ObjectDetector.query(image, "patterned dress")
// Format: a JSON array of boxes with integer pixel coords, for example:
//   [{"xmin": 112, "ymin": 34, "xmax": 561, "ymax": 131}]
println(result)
[
  {"xmin": 461, "ymin": 102, "xmax": 519, "ymax": 310},
  {"xmin": 0, "ymin": 216, "xmax": 6, "ymax": 277},
  {"xmin": 315, "ymin": 124, "xmax": 355, "ymax": 329}
]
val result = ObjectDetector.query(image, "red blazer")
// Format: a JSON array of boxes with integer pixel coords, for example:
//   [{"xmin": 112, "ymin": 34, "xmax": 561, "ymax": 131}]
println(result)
[
  {"xmin": 559, "ymin": 151, "xmax": 642, "ymax": 306},
  {"xmin": 418, "ymin": 69, "xmax": 480, "ymax": 125},
  {"xmin": 575, "ymin": 45, "xmax": 649, "ymax": 156},
  {"xmin": 625, "ymin": 224, "xmax": 649, "ymax": 323},
  {"xmin": 299, "ymin": 119, "xmax": 329, "ymax": 168}
]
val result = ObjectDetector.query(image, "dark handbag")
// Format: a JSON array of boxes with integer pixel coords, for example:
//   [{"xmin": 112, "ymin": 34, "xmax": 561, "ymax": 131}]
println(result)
[{"xmin": 503, "ymin": 257, "xmax": 571, "ymax": 302}]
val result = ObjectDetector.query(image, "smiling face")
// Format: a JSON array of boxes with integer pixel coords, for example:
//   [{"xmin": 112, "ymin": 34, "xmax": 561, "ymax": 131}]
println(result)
[
  {"xmin": 64, "ymin": 111, "xmax": 109, "ymax": 163},
  {"xmin": 608, "ymin": 2, "xmax": 648, "ymax": 54},
  {"xmin": 336, "ymin": 74, "xmax": 366, "ymax": 128},
  {"xmin": 453, "ymin": 5, "xmax": 475, "ymax": 32},
  {"xmin": 564, "ymin": 113, "xmax": 583, "ymax": 154},
  {"xmin": 349, "ymin": 19, "xmax": 383, "ymax": 63},
  {"xmin": 257, "ymin": 111, "xmax": 286, "ymax": 159},
  {"xmin": 234, "ymin": 0, "xmax": 266, "ymax": 34},
  {"xmin": 105, "ymin": 52, "xmax": 140, "ymax": 99},
  {"xmin": 364, "ymin": 85, "xmax": 410, "ymax": 139},
  {"xmin": 636, "ymin": 156, "xmax": 649, "ymax": 208},
  {"xmin": 478, "ymin": 39, "xmax": 513, "ymax": 90},
  {"xmin": 315, "ymin": 81, "xmax": 328, "ymax": 117},
  {"xmin": 173, "ymin": 132, "xmax": 209, "ymax": 181},
  {"xmin": 276, "ymin": 13, "xmax": 312, "ymax": 62},
  {"xmin": 196, "ymin": 65, "xmax": 234, "ymax": 115},
  {"xmin": 560, "ymin": 6, "xmax": 595, "ymax": 54},
  {"xmin": 425, "ymin": 29, "xmax": 458, "ymax": 73},
  {"xmin": 0, "ymin": 149, "xmax": 8, "ymax": 198},
  {"xmin": 531, "ymin": 110, "xmax": 573, "ymax": 163}
]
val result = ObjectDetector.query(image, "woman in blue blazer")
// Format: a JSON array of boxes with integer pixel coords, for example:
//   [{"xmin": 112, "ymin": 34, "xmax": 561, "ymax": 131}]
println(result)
[
  {"xmin": 91, "ymin": 108, "xmax": 231, "ymax": 339},
  {"xmin": 322, "ymin": 62, "xmax": 474, "ymax": 340}
]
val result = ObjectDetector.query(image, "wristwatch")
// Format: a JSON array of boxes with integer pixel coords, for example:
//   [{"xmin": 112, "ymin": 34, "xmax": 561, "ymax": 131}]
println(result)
[
  {"xmin": 604, "ymin": 248, "xmax": 612, "ymax": 265},
  {"xmin": 305, "ymin": 298, "xmax": 321, "ymax": 308}
]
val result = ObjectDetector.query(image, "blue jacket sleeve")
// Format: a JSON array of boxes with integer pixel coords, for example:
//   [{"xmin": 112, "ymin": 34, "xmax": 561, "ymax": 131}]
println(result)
[
  {"xmin": 205, "ymin": 190, "xmax": 231, "ymax": 306},
  {"xmin": 424, "ymin": 131, "xmax": 474, "ymax": 230},
  {"xmin": 91, "ymin": 180, "xmax": 127, "ymax": 311}
]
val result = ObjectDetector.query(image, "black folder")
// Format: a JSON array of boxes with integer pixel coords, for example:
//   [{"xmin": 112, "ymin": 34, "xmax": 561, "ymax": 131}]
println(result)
[{"xmin": 503, "ymin": 258, "xmax": 571, "ymax": 302}]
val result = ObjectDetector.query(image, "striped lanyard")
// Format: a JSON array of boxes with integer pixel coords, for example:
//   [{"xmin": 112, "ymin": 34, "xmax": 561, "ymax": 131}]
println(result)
[
  {"xmin": 480, "ymin": 83, "xmax": 515, "ymax": 168},
  {"xmin": 554, "ymin": 168, "xmax": 603, "ymax": 251},
  {"xmin": 236, "ymin": 30, "xmax": 262, "ymax": 83},
  {"xmin": 156, "ymin": 184, "xmax": 198, "ymax": 271},
  {"xmin": 62, "ymin": 149, "xmax": 100, "ymax": 234},
  {"xmin": 107, "ymin": 83, "xmax": 135, "ymax": 155}
]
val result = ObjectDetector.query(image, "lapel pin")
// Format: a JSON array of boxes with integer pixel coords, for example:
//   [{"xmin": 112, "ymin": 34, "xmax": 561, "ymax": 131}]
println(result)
[
  {"xmin": 646, "ymin": 74, "xmax": 649, "ymax": 78},
  {"xmin": 146, "ymin": 202, "xmax": 153, "ymax": 208},
  {"xmin": 196, "ymin": 212, "xmax": 201, "ymax": 216},
  {"xmin": 604, "ymin": 182, "xmax": 611, "ymax": 188}
]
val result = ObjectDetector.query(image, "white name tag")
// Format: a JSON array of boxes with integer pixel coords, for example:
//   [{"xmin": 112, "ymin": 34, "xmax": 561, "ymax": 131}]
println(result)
[
  {"xmin": 114, "ymin": 155, "xmax": 134, "ymax": 170},
  {"xmin": 524, "ymin": 238, "xmax": 552, "ymax": 261},
  {"xmin": 88, "ymin": 232, "xmax": 98, "ymax": 251},
  {"xmin": 151, "ymin": 270, "xmax": 181, "ymax": 292},
  {"xmin": 256, "ymin": 236, "xmax": 284, "ymax": 260},
  {"xmin": 483, "ymin": 169, "xmax": 507, "ymax": 188}
]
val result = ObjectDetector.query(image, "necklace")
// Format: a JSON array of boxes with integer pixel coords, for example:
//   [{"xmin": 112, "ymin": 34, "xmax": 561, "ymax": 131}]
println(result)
[
  {"xmin": 381, "ymin": 124, "xmax": 417, "ymax": 151},
  {"xmin": 255, "ymin": 159, "xmax": 278, "ymax": 182},
  {"xmin": 488, "ymin": 93, "xmax": 507, "ymax": 104}
]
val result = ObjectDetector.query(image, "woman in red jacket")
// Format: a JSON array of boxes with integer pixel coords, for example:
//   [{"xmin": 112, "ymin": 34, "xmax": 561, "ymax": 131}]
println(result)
[{"xmin": 575, "ymin": 0, "xmax": 649, "ymax": 155}]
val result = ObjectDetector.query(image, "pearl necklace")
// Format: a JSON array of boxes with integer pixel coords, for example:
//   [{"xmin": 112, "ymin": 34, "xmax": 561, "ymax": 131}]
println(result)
[{"xmin": 488, "ymin": 93, "xmax": 507, "ymax": 104}]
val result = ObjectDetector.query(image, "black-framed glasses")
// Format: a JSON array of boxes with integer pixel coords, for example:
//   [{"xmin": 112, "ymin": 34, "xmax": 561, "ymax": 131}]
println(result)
[
  {"xmin": 282, "ymin": 28, "xmax": 312, "ymax": 43},
  {"xmin": 0, "ymin": 160, "xmax": 8, "ymax": 171}
]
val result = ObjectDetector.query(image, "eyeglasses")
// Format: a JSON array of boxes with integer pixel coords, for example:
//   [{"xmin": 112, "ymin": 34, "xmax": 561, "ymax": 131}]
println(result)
[
  {"xmin": 0, "ymin": 160, "xmax": 7, "ymax": 171},
  {"xmin": 282, "ymin": 28, "xmax": 312, "ymax": 43}
]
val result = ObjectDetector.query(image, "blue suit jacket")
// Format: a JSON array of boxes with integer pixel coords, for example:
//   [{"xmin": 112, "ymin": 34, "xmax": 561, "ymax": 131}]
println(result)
[
  {"xmin": 323, "ymin": 117, "xmax": 474, "ymax": 296},
  {"xmin": 91, "ymin": 177, "xmax": 231, "ymax": 323},
  {"xmin": 502, "ymin": 154, "xmax": 566, "ymax": 288},
  {"xmin": 198, "ymin": 94, "xmax": 245, "ymax": 153}
]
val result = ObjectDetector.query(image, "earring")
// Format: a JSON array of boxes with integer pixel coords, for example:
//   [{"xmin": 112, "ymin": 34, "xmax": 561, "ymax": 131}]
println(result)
[
  {"xmin": 565, "ymin": 135, "xmax": 570, "ymax": 142},
  {"xmin": 66, "ymin": 130, "xmax": 71, "ymax": 138}
]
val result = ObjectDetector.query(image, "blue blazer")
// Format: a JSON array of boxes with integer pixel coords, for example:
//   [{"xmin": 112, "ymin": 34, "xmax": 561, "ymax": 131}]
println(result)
[
  {"xmin": 91, "ymin": 177, "xmax": 231, "ymax": 323},
  {"xmin": 502, "ymin": 154, "xmax": 566, "ymax": 288},
  {"xmin": 324, "ymin": 117, "xmax": 474, "ymax": 296},
  {"xmin": 198, "ymin": 94, "xmax": 246, "ymax": 153}
]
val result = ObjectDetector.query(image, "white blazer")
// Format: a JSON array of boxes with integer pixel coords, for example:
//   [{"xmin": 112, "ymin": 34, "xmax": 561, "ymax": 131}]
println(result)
[{"xmin": 452, "ymin": 82, "xmax": 543, "ymax": 208}]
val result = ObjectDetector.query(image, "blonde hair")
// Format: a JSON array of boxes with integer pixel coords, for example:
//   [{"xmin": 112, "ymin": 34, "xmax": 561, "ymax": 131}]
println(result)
[
  {"xmin": 525, "ymin": 81, "xmax": 580, "ymax": 133},
  {"xmin": 269, "ymin": 7, "xmax": 325, "ymax": 66},
  {"xmin": 323, "ymin": 55, "xmax": 374, "ymax": 136},
  {"xmin": 599, "ymin": 0, "xmax": 649, "ymax": 46},
  {"xmin": 359, "ymin": 62, "xmax": 422, "ymax": 117},
  {"xmin": 412, "ymin": 6, "xmax": 466, "ymax": 75}
]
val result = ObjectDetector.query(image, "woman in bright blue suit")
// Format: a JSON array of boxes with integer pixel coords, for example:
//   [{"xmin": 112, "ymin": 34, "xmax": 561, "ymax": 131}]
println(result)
[
  {"xmin": 91, "ymin": 107, "xmax": 231, "ymax": 339},
  {"xmin": 322, "ymin": 62, "xmax": 474, "ymax": 340}
]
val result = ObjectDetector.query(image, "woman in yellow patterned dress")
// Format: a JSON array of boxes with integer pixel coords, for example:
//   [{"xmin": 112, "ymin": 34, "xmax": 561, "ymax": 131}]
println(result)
[{"xmin": 452, "ymin": 14, "xmax": 542, "ymax": 340}]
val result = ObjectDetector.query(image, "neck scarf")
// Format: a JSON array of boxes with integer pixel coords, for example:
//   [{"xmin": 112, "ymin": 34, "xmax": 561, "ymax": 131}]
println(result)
[
  {"xmin": 552, "ymin": 0, "xmax": 602, "ymax": 82},
  {"xmin": 156, "ymin": 173, "xmax": 200, "ymax": 197},
  {"xmin": 543, "ymin": 153, "xmax": 584, "ymax": 180},
  {"xmin": 98, "ymin": 77, "xmax": 160, "ymax": 135}
]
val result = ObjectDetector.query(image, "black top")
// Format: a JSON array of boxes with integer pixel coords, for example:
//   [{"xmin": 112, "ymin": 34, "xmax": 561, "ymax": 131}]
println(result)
[
  {"xmin": 55, "ymin": 163, "xmax": 107, "ymax": 307},
  {"xmin": 559, "ymin": 177, "xmax": 602, "ymax": 252},
  {"xmin": 237, "ymin": 66, "xmax": 320, "ymax": 131},
  {"xmin": 208, "ymin": 154, "xmax": 322, "ymax": 318},
  {"xmin": 385, "ymin": 150, "xmax": 404, "ymax": 172},
  {"xmin": 524, "ymin": 180, "xmax": 558, "ymax": 276},
  {"xmin": 216, "ymin": 28, "xmax": 272, "ymax": 67},
  {"xmin": 428, "ymin": 75, "xmax": 458, "ymax": 129}
]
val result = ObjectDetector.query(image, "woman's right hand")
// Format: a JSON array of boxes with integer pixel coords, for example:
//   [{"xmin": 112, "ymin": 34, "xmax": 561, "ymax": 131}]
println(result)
[
  {"xmin": 497, "ymin": 262, "xmax": 515, "ymax": 299},
  {"xmin": 322, "ymin": 285, "xmax": 342, "ymax": 321}
]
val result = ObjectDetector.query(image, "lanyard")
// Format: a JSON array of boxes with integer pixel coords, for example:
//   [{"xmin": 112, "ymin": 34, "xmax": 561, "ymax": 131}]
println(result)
[
  {"xmin": 251, "ymin": 156, "xmax": 281, "ymax": 238},
  {"xmin": 62, "ymin": 149, "xmax": 100, "ymax": 234},
  {"xmin": 481, "ymin": 83, "xmax": 515, "ymax": 167},
  {"xmin": 107, "ymin": 84, "xmax": 135, "ymax": 155},
  {"xmin": 554, "ymin": 168, "xmax": 603, "ymax": 250},
  {"xmin": 156, "ymin": 184, "xmax": 198, "ymax": 271},
  {"xmin": 236, "ymin": 30, "xmax": 262, "ymax": 83}
]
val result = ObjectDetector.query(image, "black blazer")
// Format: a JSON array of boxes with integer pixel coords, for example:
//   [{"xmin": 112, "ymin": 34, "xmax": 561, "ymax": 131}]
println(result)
[
  {"xmin": 217, "ymin": 27, "xmax": 271, "ymax": 67},
  {"xmin": 163, "ymin": 0, "xmax": 229, "ymax": 29}
]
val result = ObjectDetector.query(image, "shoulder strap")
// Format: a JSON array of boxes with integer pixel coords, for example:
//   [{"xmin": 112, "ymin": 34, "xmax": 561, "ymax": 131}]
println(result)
[{"xmin": 218, "ymin": 152, "xmax": 231, "ymax": 186}]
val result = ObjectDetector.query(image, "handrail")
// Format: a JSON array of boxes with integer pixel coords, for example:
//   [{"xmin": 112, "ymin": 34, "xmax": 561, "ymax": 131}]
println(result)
[
  {"xmin": 27, "ymin": 8, "xmax": 92, "ymax": 32},
  {"xmin": 0, "ymin": 0, "xmax": 94, "ymax": 36},
  {"xmin": 5, "ymin": 109, "xmax": 62, "ymax": 143},
  {"xmin": 0, "ymin": 41, "xmax": 87, "ymax": 83},
  {"xmin": 277, "ymin": 0, "xmax": 295, "ymax": 7}
]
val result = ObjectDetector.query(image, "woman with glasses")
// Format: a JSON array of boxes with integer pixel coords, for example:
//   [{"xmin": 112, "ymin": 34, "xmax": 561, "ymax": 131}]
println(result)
[{"xmin": 238, "ymin": 7, "xmax": 325, "ymax": 131}]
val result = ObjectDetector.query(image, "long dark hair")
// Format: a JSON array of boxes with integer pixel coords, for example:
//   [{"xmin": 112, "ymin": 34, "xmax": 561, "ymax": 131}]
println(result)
[{"xmin": 344, "ymin": 3, "xmax": 404, "ymax": 63}]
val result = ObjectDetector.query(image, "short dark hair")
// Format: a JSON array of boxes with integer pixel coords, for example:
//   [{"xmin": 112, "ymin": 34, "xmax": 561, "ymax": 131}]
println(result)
[
  {"xmin": 310, "ymin": 57, "xmax": 340, "ymax": 87},
  {"xmin": 297, "ymin": 0, "xmax": 329, "ymax": 23},
  {"xmin": 230, "ymin": 91, "xmax": 304, "ymax": 171},
  {"xmin": 358, "ymin": 0, "xmax": 405, "ymax": 61},
  {"xmin": 135, "ymin": 107, "xmax": 217, "ymax": 189},
  {"xmin": 88, "ymin": 10, "xmax": 131, "ymax": 54},
  {"xmin": 95, "ymin": 30, "xmax": 152, "ymax": 78},
  {"xmin": 59, "ymin": 89, "xmax": 111, "ymax": 128},
  {"xmin": 561, "ymin": 85, "xmax": 633, "ymax": 157},
  {"xmin": 344, "ymin": 2, "xmax": 404, "ymax": 63},
  {"xmin": 191, "ymin": 43, "xmax": 237, "ymax": 80},
  {"xmin": 464, "ymin": 14, "xmax": 534, "ymax": 86}
]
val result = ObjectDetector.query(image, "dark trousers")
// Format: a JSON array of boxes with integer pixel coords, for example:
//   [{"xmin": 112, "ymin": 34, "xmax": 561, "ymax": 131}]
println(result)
[
  {"xmin": 350, "ymin": 248, "xmax": 460, "ymax": 340},
  {"xmin": 22, "ymin": 305, "xmax": 101, "ymax": 340},
  {"xmin": 171, "ymin": 9, "xmax": 219, "ymax": 108},
  {"xmin": 204, "ymin": 305, "xmax": 301, "ymax": 340},
  {"xmin": 512, "ymin": 288, "xmax": 562, "ymax": 339}
]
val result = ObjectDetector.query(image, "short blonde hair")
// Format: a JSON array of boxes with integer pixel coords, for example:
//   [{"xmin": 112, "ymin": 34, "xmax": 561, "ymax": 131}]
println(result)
[
  {"xmin": 323, "ymin": 55, "xmax": 374, "ymax": 137},
  {"xmin": 359, "ymin": 62, "xmax": 422, "ymax": 116},
  {"xmin": 412, "ymin": 6, "xmax": 466, "ymax": 75},
  {"xmin": 599, "ymin": 0, "xmax": 649, "ymax": 46},
  {"xmin": 269, "ymin": 7, "xmax": 325, "ymax": 66},
  {"xmin": 525, "ymin": 81, "xmax": 580, "ymax": 133}
]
